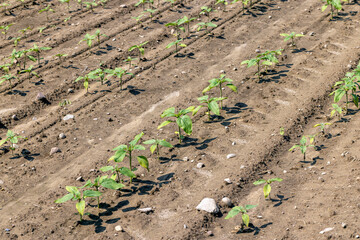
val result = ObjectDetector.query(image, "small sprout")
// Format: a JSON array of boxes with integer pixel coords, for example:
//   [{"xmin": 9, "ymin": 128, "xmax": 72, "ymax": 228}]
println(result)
[
  {"xmin": 202, "ymin": 74, "xmax": 237, "ymax": 109},
  {"xmin": 193, "ymin": 95, "xmax": 226, "ymax": 121},
  {"xmin": 135, "ymin": 0, "xmax": 147, "ymax": 10},
  {"xmin": 94, "ymin": 29, "xmax": 107, "ymax": 48},
  {"xmin": 0, "ymin": 2, "xmax": 11, "ymax": 15},
  {"xmin": 225, "ymin": 205, "xmax": 257, "ymax": 231},
  {"xmin": 289, "ymin": 135, "xmax": 316, "ymax": 161},
  {"xmin": 12, "ymin": 37, "xmax": 21, "ymax": 47},
  {"xmin": 143, "ymin": 139, "xmax": 173, "ymax": 160},
  {"xmin": 0, "ymin": 23, "xmax": 14, "ymax": 40},
  {"xmin": 64, "ymin": 16, "xmax": 72, "ymax": 22},
  {"xmin": 215, "ymin": 0, "xmax": 228, "ymax": 11},
  {"xmin": 158, "ymin": 106, "xmax": 195, "ymax": 143},
  {"xmin": 59, "ymin": 99, "xmax": 71, "ymax": 107},
  {"xmin": 253, "ymin": 178, "xmax": 283, "ymax": 200},
  {"xmin": 132, "ymin": 14, "xmax": 144, "ymax": 25},
  {"xmin": 84, "ymin": 1, "xmax": 97, "ymax": 12},
  {"xmin": 104, "ymin": 68, "xmax": 133, "ymax": 90},
  {"xmin": 55, "ymin": 186, "xmax": 101, "ymax": 222},
  {"xmin": 75, "ymin": 74, "xmax": 91, "ymax": 93},
  {"xmin": 82, "ymin": 176, "xmax": 124, "ymax": 211},
  {"xmin": 39, "ymin": 5, "xmax": 55, "ymax": 21},
  {"xmin": 79, "ymin": 33, "xmax": 96, "ymax": 48},
  {"xmin": 98, "ymin": 0, "xmax": 108, "ymax": 7},
  {"xmin": 20, "ymin": 65, "xmax": 39, "ymax": 79},
  {"xmin": 178, "ymin": 16, "xmax": 196, "ymax": 36},
  {"xmin": 0, "ymin": 74, "xmax": 16, "ymax": 91},
  {"xmin": 143, "ymin": 8, "xmax": 157, "ymax": 21},
  {"xmin": 59, "ymin": 0, "xmax": 71, "ymax": 12},
  {"xmin": 313, "ymin": 122, "xmax": 332, "ymax": 134},
  {"xmin": 30, "ymin": 44, "xmax": 52, "ymax": 66},
  {"xmin": 18, "ymin": 26, "xmax": 32, "ymax": 37},
  {"xmin": 199, "ymin": 6, "xmax": 213, "ymax": 21},
  {"xmin": 279, "ymin": 127, "xmax": 284, "ymax": 136},
  {"xmin": 54, "ymin": 53, "xmax": 67, "ymax": 62},
  {"xmin": 0, "ymin": 130, "xmax": 27, "ymax": 155},
  {"xmin": 123, "ymin": 56, "xmax": 137, "ymax": 69},
  {"xmin": 197, "ymin": 21, "xmax": 217, "ymax": 33},
  {"xmin": 88, "ymin": 68, "xmax": 106, "ymax": 85},
  {"xmin": 38, "ymin": 26, "xmax": 46, "ymax": 34},
  {"xmin": 165, "ymin": 19, "xmax": 185, "ymax": 40},
  {"xmin": 322, "ymin": 0, "xmax": 342, "ymax": 20},
  {"xmin": 330, "ymin": 103, "xmax": 343, "ymax": 120},
  {"xmin": 128, "ymin": 41, "xmax": 148, "ymax": 62},
  {"xmin": 280, "ymin": 32, "xmax": 304, "ymax": 46},
  {"xmin": 166, "ymin": 38, "xmax": 186, "ymax": 54},
  {"xmin": 106, "ymin": 132, "xmax": 149, "ymax": 183}
]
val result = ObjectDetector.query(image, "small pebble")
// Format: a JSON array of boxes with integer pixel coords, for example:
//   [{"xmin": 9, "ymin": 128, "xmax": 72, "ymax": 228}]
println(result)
[
  {"xmin": 221, "ymin": 197, "xmax": 232, "ymax": 207},
  {"xmin": 115, "ymin": 225, "xmax": 123, "ymax": 232},
  {"xmin": 11, "ymin": 115, "xmax": 18, "ymax": 120},
  {"xmin": 36, "ymin": 92, "xmax": 46, "ymax": 101},
  {"xmin": 67, "ymin": 88, "xmax": 74, "ymax": 93},
  {"xmin": 76, "ymin": 176, "xmax": 84, "ymax": 182},
  {"xmin": 59, "ymin": 133, "xmax": 66, "ymax": 139},
  {"xmin": 255, "ymin": 49, "xmax": 261, "ymax": 53},
  {"xmin": 138, "ymin": 207, "xmax": 153, "ymax": 213},
  {"xmin": 196, "ymin": 163, "xmax": 204, "ymax": 168},
  {"xmin": 50, "ymin": 147, "xmax": 61, "ymax": 155},
  {"xmin": 183, "ymin": 157, "xmax": 189, "ymax": 161},
  {"xmin": 341, "ymin": 223, "xmax": 347, "ymax": 228},
  {"xmin": 227, "ymin": 154, "xmax": 236, "ymax": 159},
  {"xmin": 207, "ymin": 231, "xmax": 214, "ymax": 236},
  {"xmin": 224, "ymin": 178, "xmax": 232, "ymax": 184}
]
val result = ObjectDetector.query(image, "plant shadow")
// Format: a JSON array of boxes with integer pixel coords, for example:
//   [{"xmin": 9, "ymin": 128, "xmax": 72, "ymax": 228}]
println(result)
[
  {"xmin": 234, "ymin": 222, "xmax": 273, "ymax": 235},
  {"xmin": 175, "ymin": 137, "xmax": 217, "ymax": 150},
  {"xmin": 270, "ymin": 194, "xmax": 293, "ymax": 207},
  {"xmin": 126, "ymin": 85, "xmax": 145, "ymax": 95}
]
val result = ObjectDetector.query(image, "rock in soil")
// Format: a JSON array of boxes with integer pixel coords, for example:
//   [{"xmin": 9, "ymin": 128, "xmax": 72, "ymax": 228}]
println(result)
[
  {"xmin": 115, "ymin": 225, "xmax": 124, "ymax": 232},
  {"xmin": 50, "ymin": 147, "xmax": 61, "ymax": 155},
  {"xmin": 196, "ymin": 198, "xmax": 219, "ymax": 213},
  {"xmin": 227, "ymin": 154, "xmax": 236, "ymax": 159}
]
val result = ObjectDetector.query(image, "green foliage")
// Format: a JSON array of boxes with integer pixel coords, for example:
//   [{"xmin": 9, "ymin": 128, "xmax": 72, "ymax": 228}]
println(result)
[
  {"xmin": 215, "ymin": 0, "xmax": 228, "ymax": 11},
  {"xmin": 0, "ymin": 74, "xmax": 16, "ymax": 91},
  {"xmin": 200, "ymin": 6, "xmax": 213, "ymax": 20},
  {"xmin": 105, "ymin": 68, "xmax": 133, "ymax": 90},
  {"xmin": 165, "ymin": 19, "xmax": 185, "ymax": 40},
  {"xmin": 132, "ymin": 14, "xmax": 144, "ymax": 25},
  {"xmin": 280, "ymin": 32, "xmax": 304, "ymax": 46},
  {"xmin": 202, "ymin": 74, "xmax": 237, "ymax": 109},
  {"xmin": 253, "ymin": 178, "xmax": 283, "ymax": 199},
  {"xmin": 313, "ymin": 122, "xmax": 332, "ymax": 134},
  {"xmin": 329, "ymin": 72, "xmax": 359, "ymax": 114},
  {"xmin": 128, "ymin": 41, "xmax": 148, "ymax": 61},
  {"xmin": 79, "ymin": 33, "xmax": 96, "ymax": 48},
  {"xmin": 12, "ymin": 37, "xmax": 21, "ymax": 47},
  {"xmin": 197, "ymin": 21, "xmax": 217, "ymax": 33},
  {"xmin": 322, "ymin": 0, "xmax": 342, "ymax": 19},
  {"xmin": 55, "ymin": 186, "xmax": 101, "ymax": 221},
  {"xmin": 75, "ymin": 74, "xmax": 90, "ymax": 93},
  {"xmin": 123, "ymin": 56, "xmax": 137, "ymax": 69},
  {"xmin": 0, "ymin": 130, "xmax": 26, "ymax": 155},
  {"xmin": 30, "ymin": 44, "xmax": 52, "ymax": 66},
  {"xmin": 158, "ymin": 106, "xmax": 195, "ymax": 143},
  {"xmin": 289, "ymin": 135, "xmax": 316, "ymax": 161},
  {"xmin": 178, "ymin": 16, "xmax": 196, "ymax": 35},
  {"xmin": 166, "ymin": 38, "xmax": 186, "ymax": 54},
  {"xmin": 143, "ymin": 139, "xmax": 173, "ymax": 160},
  {"xmin": 279, "ymin": 127, "xmax": 284, "ymax": 136},
  {"xmin": 39, "ymin": 5, "xmax": 55, "ymax": 21},
  {"xmin": 241, "ymin": 49, "xmax": 283, "ymax": 81},
  {"xmin": 143, "ymin": 8, "xmax": 157, "ymax": 20},
  {"xmin": 82, "ymin": 175, "xmax": 124, "ymax": 209},
  {"xmin": 18, "ymin": 26, "xmax": 31, "ymax": 36},
  {"xmin": 135, "ymin": 0, "xmax": 147, "ymax": 10},
  {"xmin": 38, "ymin": 26, "xmax": 47, "ymax": 34},
  {"xmin": 94, "ymin": 29, "xmax": 107, "ymax": 48},
  {"xmin": 0, "ymin": 23, "xmax": 14, "ymax": 39},
  {"xmin": 193, "ymin": 95, "xmax": 226, "ymax": 121},
  {"xmin": 59, "ymin": 99, "xmax": 72, "ymax": 107},
  {"xmin": 20, "ymin": 65, "xmax": 39, "ymax": 79},
  {"xmin": 54, "ymin": 53, "xmax": 67, "ymax": 62},
  {"xmin": 106, "ymin": 132, "xmax": 149, "ymax": 183},
  {"xmin": 330, "ymin": 103, "xmax": 343, "ymax": 120},
  {"xmin": 84, "ymin": 1, "xmax": 97, "ymax": 12},
  {"xmin": 225, "ymin": 205, "xmax": 257, "ymax": 229}
]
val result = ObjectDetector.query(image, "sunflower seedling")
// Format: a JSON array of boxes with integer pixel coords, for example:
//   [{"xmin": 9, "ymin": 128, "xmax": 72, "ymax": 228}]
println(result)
[
  {"xmin": 0, "ymin": 23, "xmax": 14, "ymax": 40},
  {"xmin": 105, "ymin": 67, "xmax": 133, "ymax": 90},
  {"xmin": 82, "ymin": 176, "xmax": 124, "ymax": 211},
  {"xmin": 39, "ymin": 5, "xmax": 55, "ymax": 21},
  {"xmin": 84, "ymin": 1, "xmax": 97, "ymax": 12},
  {"xmin": 313, "ymin": 122, "xmax": 332, "ymax": 134},
  {"xmin": 289, "ymin": 135, "xmax": 316, "ymax": 161},
  {"xmin": 30, "ymin": 44, "xmax": 52, "ymax": 66},
  {"xmin": 197, "ymin": 21, "xmax": 217, "ymax": 33},
  {"xmin": 12, "ymin": 37, "xmax": 21, "ymax": 47},
  {"xmin": 215, "ymin": 0, "xmax": 228, "ymax": 11},
  {"xmin": 132, "ymin": 14, "xmax": 144, "ymax": 25},
  {"xmin": 166, "ymin": 38, "xmax": 186, "ymax": 54},
  {"xmin": 202, "ymin": 74, "xmax": 237, "ymax": 109},
  {"xmin": 88, "ymin": 68, "xmax": 106, "ymax": 85},
  {"xmin": 143, "ymin": 139, "xmax": 173, "ymax": 160},
  {"xmin": 225, "ymin": 205, "xmax": 257, "ymax": 231},
  {"xmin": 107, "ymin": 132, "xmax": 149, "ymax": 183},
  {"xmin": 59, "ymin": 99, "xmax": 71, "ymax": 107},
  {"xmin": 94, "ymin": 29, "xmax": 107, "ymax": 48},
  {"xmin": 135, "ymin": 0, "xmax": 147, "ymax": 10},
  {"xmin": 193, "ymin": 95, "xmax": 226, "ymax": 121},
  {"xmin": 200, "ymin": 6, "xmax": 213, "ymax": 21},
  {"xmin": 123, "ymin": 56, "xmax": 137, "ymax": 69},
  {"xmin": 0, "ymin": 74, "xmax": 16, "ymax": 91},
  {"xmin": 20, "ymin": 65, "xmax": 39, "ymax": 79},
  {"xmin": 59, "ymin": 0, "xmax": 71, "ymax": 12},
  {"xmin": 0, "ymin": 130, "xmax": 26, "ymax": 155},
  {"xmin": 253, "ymin": 178, "xmax": 283, "ymax": 200},
  {"xmin": 280, "ymin": 32, "xmax": 304, "ymax": 47},
  {"xmin": 55, "ymin": 186, "xmax": 101, "ymax": 222},
  {"xmin": 129, "ymin": 41, "xmax": 148, "ymax": 62},
  {"xmin": 330, "ymin": 103, "xmax": 343, "ymax": 120},
  {"xmin": 143, "ymin": 8, "xmax": 157, "ymax": 21},
  {"xmin": 178, "ymin": 16, "xmax": 196, "ymax": 36},
  {"xmin": 75, "ymin": 74, "xmax": 91, "ymax": 93},
  {"xmin": 79, "ymin": 33, "xmax": 96, "ymax": 48},
  {"xmin": 322, "ymin": 0, "xmax": 342, "ymax": 20},
  {"xmin": 54, "ymin": 53, "xmax": 67, "ymax": 62},
  {"xmin": 158, "ymin": 106, "xmax": 195, "ymax": 143}
]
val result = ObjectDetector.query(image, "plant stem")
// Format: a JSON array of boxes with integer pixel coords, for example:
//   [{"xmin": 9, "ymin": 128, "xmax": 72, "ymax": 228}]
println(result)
[
  {"xmin": 178, "ymin": 125, "xmax": 182, "ymax": 143},
  {"xmin": 129, "ymin": 151, "xmax": 133, "ymax": 183},
  {"xmin": 156, "ymin": 145, "xmax": 160, "ymax": 161},
  {"xmin": 219, "ymin": 82, "xmax": 223, "ymax": 109},
  {"xmin": 345, "ymin": 91, "xmax": 349, "ymax": 114}
]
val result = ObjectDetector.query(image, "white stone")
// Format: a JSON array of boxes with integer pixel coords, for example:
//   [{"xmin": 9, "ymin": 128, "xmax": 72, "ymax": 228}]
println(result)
[
  {"xmin": 224, "ymin": 178, "xmax": 232, "ymax": 184},
  {"xmin": 319, "ymin": 227, "xmax": 333, "ymax": 234},
  {"xmin": 227, "ymin": 154, "xmax": 236, "ymax": 159},
  {"xmin": 50, "ymin": 147, "xmax": 61, "ymax": 155},
  {"xmin": 36, "ymin": 92, "xmax": 46, "ymax": 101},
  {"xmin": 63, "ymin": 114, "xmax": 74, "ymax": 121},
  {"xmin": 115, "ymin": 225, "xmax": 123, "ymax": 232},
  {"xmin": 221, "ymin": 197, "xmax": 232, "ymax": 207},
  {"xmin": 138, "ymin": 207, "xmax": 153, "ymax": 213},
  {"xmin": 196, "ymin": 198, "xmax": 219, "ymax": 213},
  {"xmin": 197, "ymin": 163, "xmax": 204, "ymax": 168},
  {"xmin": 59, "ymin": 133, "xmax": 66, "ymax": 139}
]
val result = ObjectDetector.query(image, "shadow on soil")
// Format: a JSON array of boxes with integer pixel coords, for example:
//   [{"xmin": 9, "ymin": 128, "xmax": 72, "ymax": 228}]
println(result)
[
  {"xmin": 234, "ymin": 222, "xmax": 273, "ymax": 235},
  {"xmin": 175, "ymin": 137, "xmax": 217, "ymax": 150}
]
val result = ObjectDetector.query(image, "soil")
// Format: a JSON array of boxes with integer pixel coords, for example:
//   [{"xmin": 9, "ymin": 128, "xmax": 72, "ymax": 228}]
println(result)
[{"xmin": 1, "ymin": 0, "xmax": 360, "ymax": 239}]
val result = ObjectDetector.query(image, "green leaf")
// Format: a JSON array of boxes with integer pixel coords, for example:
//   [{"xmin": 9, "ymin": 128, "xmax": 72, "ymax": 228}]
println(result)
[
  {"xmin": 150, "ymin": 144, "xmax": 157, "ymax": 154},
  {"xmin": 101, "ymin": 178, "xmax": 124, "ymax": 190},
  {"xmin": 133, "ymin": 145, "xmax": 145, "ymax": 150},
  {"xmin": 55, "ymin": 193, "xmax": 73, "ymax": 203},
  {"xmin": 321, "ymin": 5, "xmax": 328, "ymax": 12},
  {"xmin": 0, "ymin": 139, "xmax": 7, "ymax": 146},
  {"xmin": 225, "ymin": 206, "xmax": 242, "ymax": 219},
  {"xmin": 100, "ymin": 166, "xmax": 114, "ymax": 172},
  {"xmin": 176, "ymin": 115, "xmax": 192, "ymax": 135},
  {"xmin": 253, "ymin": 179, "xmax": 266, "ymax": 185},
  {"xmin": 242, "ymin": 213, "xmax": 250, "ymax": 227},
  {"xmin": 263, "ymin": 184, "xmax": 271, "ymax": 198},
  {"xmin": 112, "ymin": 145, "xmax": 127, "ymax": 151},
  {"xmin": 269, "ymin": 178, "xmax": 283, "ymax": 183},
  {"xmin": 192, "ymin": 105, "xmax": 204, "ymax": 116},
  {"xmin": 137, "ymin": 156, "xmax": 149, "ymax": 171},
  {"xmin": 244, "ymin": 204, "xmax": 257, "ymax": 210},
  {"xmin": 143, "ymin": 139, "xmax": 156, "ymax": 145},
  {"xmin": 208, "ymin": 100, "xmax": 220, "ymax": 115},
  {"xmin": 120, "ymin": 167, "xmax": 136, "ymax": 178},
  {"xmin": 161, "ymin": 107, "xmax": 176, "ymax": 118},
  {"xmin": 129, "ymin": 132, "xmax": 144, "ymax": 146},
  {"xmin": 76, "ymin": 200, "xmax": 86, "ymax": 217},
  {"xmin": 226, "ymin": 83, "xmax": 237, "ymax": 92},
  {"xmin": 83, "ymin": 190, "xmax": 102, "ymax": 198},
  {"xmin": 159, "ymin": 140, "xmax": 173, "ymax": 148},
  {"xmin": 158, "ymin": 120, "xmax": 173, "ymax": 129}
]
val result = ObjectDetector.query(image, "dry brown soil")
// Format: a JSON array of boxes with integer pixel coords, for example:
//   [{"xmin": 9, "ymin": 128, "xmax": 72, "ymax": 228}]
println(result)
[{"xmin": 1, "ymin": 0, "xmax": 360, "ymax": 239}]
